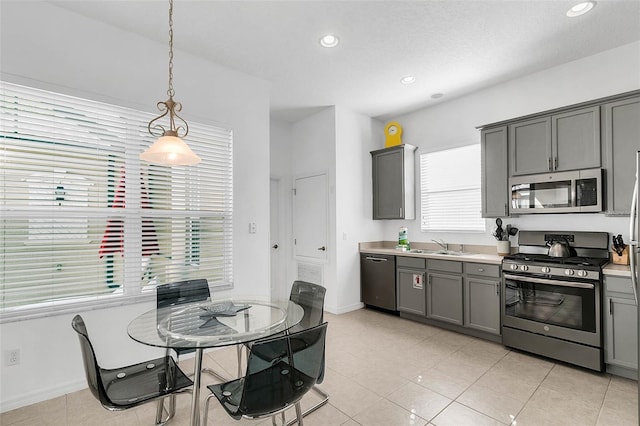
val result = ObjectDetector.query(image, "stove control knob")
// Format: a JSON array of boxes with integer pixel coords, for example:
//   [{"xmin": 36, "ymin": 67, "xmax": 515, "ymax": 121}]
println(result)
[
  {"xmin": 510, "ymin": 264, "xmax": 519, "ymax": 271},
  {"xmin": 520, "ymin": 265, "xmax": 529, "ymax": 272},
  {"xmin": 541, "ymin": 266, "xmax": 551, "ymax": 274},
  {"xmin": 577, "ymin": 270, "xmax": 588, "ymax": 278},
  {"xmin": 565, "ymin": 269, "xmax": 575, "ymax": 276}
]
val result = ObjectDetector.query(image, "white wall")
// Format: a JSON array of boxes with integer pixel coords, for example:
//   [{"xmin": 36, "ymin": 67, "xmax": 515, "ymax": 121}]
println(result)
[
  {"xmin": 386, "ymin": 41, "xmax": 640, "ymax": 247},
  {"xmin": 334, "ymin": 106, "xmax": 385, "ymax": 313},
  {"xmin": 270, "ymin": 119, "xmax": 295, "ymax": 299},
  {"xmin": 290, "ymin": 108, "xmax": 338, "ymax": 310},
  {"xmin": 0, "ymin": 2, "xmax": 271, "ymax": 411}
]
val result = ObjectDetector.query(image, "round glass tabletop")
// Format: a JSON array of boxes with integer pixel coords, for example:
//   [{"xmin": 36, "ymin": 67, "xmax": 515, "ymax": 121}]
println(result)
[{"xmin": 128, "ymin": 299, "xmax": 304, "ymax": 349}]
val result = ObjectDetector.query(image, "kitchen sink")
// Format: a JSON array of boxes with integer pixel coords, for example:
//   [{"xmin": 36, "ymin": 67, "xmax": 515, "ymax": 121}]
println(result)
[{"xmin": 409, "ymin": 249, "xmax": 465, "ymax": 256}]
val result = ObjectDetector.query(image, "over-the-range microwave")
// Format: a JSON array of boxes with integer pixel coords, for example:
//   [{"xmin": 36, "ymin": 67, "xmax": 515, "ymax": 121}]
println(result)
[{"xmin": 510, "ymin": 168, "xmax": 602, "ymax": 214}]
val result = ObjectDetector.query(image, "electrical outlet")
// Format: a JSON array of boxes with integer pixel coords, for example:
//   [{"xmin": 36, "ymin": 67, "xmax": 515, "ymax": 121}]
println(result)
[{"xmin": 6, "ymin": 349, "xmax": 20, "ymax": 366}]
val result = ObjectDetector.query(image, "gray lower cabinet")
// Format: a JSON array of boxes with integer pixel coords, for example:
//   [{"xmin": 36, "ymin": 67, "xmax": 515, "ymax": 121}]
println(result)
[
  {"xmin": 427, "ymin": 260, "xmax": 463, "ymax": 325},
  {"xmin": 509, "ymin": 106, "xmax": 600, "ymax": 176},
  {"xmin": 481, "ymin": 126, "xmax": 509, "ymax": 218},
  {"xmin": 603, "ymin": 275, "xmax": 638, "ymax": 377},
  {"xmin": 397, "ymin": 256, "xmax": 427, "ymax": 316},
  {"xmin": 463, "ymin": 262, "xmax": 501, "ymax": 335},
  {"xmin": 603, "ymin": 96, "xmax": 640, "ymax": 215},
  {"xmin": 371, "ymin": 144, "xmax": 416, "ymax": 220}
]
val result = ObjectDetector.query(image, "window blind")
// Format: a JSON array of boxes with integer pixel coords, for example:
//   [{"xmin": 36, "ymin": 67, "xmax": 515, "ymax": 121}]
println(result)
[
  {"xmin": 420, "ymin": 144, "xmax": 485, "ymax": 232},
  {"xmin": 0, "ymin": 81, "xmax": 233, "ymax": 320}
]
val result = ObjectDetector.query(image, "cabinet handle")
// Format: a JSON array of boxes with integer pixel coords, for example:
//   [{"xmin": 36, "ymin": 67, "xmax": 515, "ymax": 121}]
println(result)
[
  {"xmin": 504, "ymin": 203, "xmax": 507, "ymax": 216},
  {"xmin": 399, "ymin": 207, "xmax": 403, "ymax": 217},
  {"xmin": 548, "ymin": 157, "xmax": 552, "ymax": 171},
  {"xmin": 478, "ymin": 268, "xmax": 484, "ymax": 272},
  {"xmin": 554, "ymin": 157, "xmax": 558, "ymax": 170},
  {"xmin": 609, "ymin": 298, "xmax": 613, "ymax": 315},
  {"xmin": 317, "ymin": 246, "xmax": 326, "ymax": 251},
  {"xmin": 365, "ymin": 257, "xmax": 387, "ymax": 262},
  {"xmin": 496, "ymin": 283, "xmax": 499, "ymax": 295}
]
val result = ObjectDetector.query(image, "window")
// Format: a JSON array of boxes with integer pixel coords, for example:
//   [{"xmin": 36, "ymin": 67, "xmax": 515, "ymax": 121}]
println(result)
[
  {"xmin": 0, "ymin": 81, "xmax": 233, "ymax": 320},
  {"xmin": 420, "ymin": 144, "xmax": 485, "ymax": 232}
]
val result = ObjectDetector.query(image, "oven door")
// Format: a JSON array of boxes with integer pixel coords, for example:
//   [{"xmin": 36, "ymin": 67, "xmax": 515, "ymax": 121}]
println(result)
[{"xmin": 503, "ymin": 273, "xmax": 601, "ymax": 347}]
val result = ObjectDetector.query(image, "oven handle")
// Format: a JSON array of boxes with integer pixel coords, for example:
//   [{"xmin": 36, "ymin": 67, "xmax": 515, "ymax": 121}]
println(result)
[{"xmin": 503, "ymin": 274, "xmax": 595, "ymax": 289}]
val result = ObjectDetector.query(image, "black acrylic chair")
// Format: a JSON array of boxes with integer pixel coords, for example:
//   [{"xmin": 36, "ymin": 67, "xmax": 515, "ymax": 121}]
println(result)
[
  {"xmin": 239, "ymin": 281, "xmax": 328, "ymax": 424},
  {"xmin": 71, "ymin": 315, "xmax": 193, "ymax": 426},
  {"xmin": 156, "ymin": 278, "xmax": 232, "ymax": 383},
  {"xmin": 202, "ymin": 322, "xmax": 328, "ymax": 426},
  {"xmin": 156, "ymin": 278, "xmax": 211, "ymax": 365}
]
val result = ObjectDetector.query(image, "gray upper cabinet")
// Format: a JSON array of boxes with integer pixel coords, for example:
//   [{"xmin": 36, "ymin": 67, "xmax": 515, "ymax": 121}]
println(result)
[
  {"xmin": 481, "ymin": 126, "xmax": 509, "ymax": 217},
  {"xmin": 509, "ymin": 106, "xmax": 601, "ymax": 176},
  {"xmin": 371, "ymin": 144, "xmax": 416, "ymax": 220},
  {"xmin": 552, "ymin": 106, "xmax": 601, "ymax": 171},
  {"xmin": 509, "ymin": 116, "xmax": 551, "ymax": 176},
  {"xmin": 603, "ymin": 96, "xmax": 640, "ymax": 215}
]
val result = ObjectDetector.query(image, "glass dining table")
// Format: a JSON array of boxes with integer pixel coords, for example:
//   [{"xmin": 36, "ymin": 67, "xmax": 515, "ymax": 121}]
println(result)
[{"xmin": 128, "ymin": 298, "xmax": 304, "ymax": 426}]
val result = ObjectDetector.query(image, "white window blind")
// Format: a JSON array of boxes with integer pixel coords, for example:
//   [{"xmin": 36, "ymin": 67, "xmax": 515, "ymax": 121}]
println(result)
[
  {"xmin": 420, "ymin": 144, "xmax": 485, "ymax": 232},
  {"xmin": 0, "ymin": 81, "xmax": 233, "ymax": 320}
]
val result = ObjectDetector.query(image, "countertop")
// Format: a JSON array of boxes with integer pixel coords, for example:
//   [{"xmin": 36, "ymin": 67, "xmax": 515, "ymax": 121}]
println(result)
[
  {"xmin": 360, "ymin": 242, "xmax": 504, "ymax": 265},
  {"xmin": 360, "ymin": 242, "xmax": 634, "ymax": 275},
  {"xmin": 603, "ymin": 263, "xmax": 632, "ymax": 277}
]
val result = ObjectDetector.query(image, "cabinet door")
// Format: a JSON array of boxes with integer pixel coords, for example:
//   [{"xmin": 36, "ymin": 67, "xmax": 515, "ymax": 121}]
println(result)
[
  {"xmin": 372, "ymin": 148, "xmax": 404, "ymax": 219},
  {"xmin": 427, "ymin": 272, "xmax": 463, "ymax": 325},
  {"xmin": 509, "ymin": 117, "xmax": 552, "ymax": 176},
  {"xmin": 464, "ymin": 277, "xmax": 501, "ymax": 335},
  {"xmin": 397, "ymin": 269, "xmax": 426, "ymax": 316},
  {"xmin": 604, "ymin": 97, "xmax": 640, "ymax": 215},
  {"xmin": 552, "ymin": 106, "xmax": 600, "ymax": 171},
  {"xmin": 371, "ymin": 145, "xmax": 415, "ymax": 220},
  {"xmin": 481, "ymin": 126, "xmax": 509, "ymax": 218},
  {"xmin": 605, "ymin": 296, "xmax": 638, "ymax": 370}
]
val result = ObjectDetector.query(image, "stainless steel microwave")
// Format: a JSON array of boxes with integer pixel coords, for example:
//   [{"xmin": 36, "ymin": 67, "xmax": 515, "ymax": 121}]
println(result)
[{"xmin": 510, "ymin": 168, "xmax": 602, "ymax": 214}]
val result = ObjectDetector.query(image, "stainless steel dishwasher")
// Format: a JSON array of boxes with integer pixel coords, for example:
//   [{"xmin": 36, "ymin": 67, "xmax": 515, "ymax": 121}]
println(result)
[{"xmin": 360, "ymin": 253, "xmax": 397, "ymax": 311}]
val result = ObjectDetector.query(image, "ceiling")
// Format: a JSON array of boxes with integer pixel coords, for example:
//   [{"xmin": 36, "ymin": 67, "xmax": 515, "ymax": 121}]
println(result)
[{"xmin": 51, "ymin": 0, "xmax": 640, "ymax": 123}]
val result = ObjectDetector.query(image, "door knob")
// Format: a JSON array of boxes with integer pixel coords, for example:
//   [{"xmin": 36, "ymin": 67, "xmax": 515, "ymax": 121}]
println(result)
[
  {"xmin": 272, "ymin": 244, "xmax": 278, "ymax": 249},
  {"xmin": 317, "ymin": 246, "xmax": 326, "ymax": 251}
]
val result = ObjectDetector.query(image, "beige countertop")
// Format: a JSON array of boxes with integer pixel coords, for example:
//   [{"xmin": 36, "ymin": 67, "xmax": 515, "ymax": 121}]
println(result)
[
  {"xmin": 361, "ymin": 241, "xmax": 634, "ymax": 273},
  {"xmin": 603, "ymin": 263, "xmax": 632, "ymax": 277},
  {"xmin": 360, "ymin": 242, "xmax": 504, "ymax": 265}
]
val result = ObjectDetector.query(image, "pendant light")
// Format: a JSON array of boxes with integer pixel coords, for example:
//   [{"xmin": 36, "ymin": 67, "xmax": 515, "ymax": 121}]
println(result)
[{"xmin": 140, "ymin": 0, "xmax": 201, "ymax": 166}]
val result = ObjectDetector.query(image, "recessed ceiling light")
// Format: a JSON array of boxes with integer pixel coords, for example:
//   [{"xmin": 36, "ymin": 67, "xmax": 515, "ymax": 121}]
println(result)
[
  {"xmin": 319, "ymin": 34, "xmax": 339, "ymax": 48},
  {"xmin": 566, "ymin": 1, "xmax": 596, "ymax": 17},
  {"xmin": 430, "ymin": 93, "xmax": 444, "ymax": 99},
  {"xmin": 400, "ymin": 76, "xmax": 416, "ymax": 85}
]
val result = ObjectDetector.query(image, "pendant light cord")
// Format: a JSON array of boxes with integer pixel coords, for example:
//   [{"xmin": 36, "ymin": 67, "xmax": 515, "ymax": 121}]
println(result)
[{"xmin": 167, "ymin": 0, "xmax": 175, "ymax": 99}]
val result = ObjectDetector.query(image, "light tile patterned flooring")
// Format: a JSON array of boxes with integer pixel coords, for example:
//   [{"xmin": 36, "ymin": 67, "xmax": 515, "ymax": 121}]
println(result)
[{"xmin": 2, "ymin": 308, "xmax": 638, "ymax": 425}]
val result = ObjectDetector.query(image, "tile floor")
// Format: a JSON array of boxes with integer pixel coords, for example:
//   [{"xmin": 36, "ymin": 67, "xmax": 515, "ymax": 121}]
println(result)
[{"xmin": 2, "ymin": 308, "xmax": 638, "ymax": 425}]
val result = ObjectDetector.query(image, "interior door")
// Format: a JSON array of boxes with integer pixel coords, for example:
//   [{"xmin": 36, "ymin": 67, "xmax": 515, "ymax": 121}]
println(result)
[{"xmin": 293, "ymin": 173, "xmax": 328, "ymax": 261}]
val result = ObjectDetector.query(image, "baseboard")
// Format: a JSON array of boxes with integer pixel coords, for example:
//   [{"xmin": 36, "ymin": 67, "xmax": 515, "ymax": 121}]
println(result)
[
  {"xmin": 325, "ymin": 302, "xmax": 364, "ymax": 315},
  {"xmin": 1, "ymin": 379, "xmax": 87, "ymax": 413}
]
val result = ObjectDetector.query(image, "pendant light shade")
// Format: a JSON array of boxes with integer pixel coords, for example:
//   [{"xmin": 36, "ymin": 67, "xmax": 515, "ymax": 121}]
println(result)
[
  {"xmin": 140, "ymin": 134, "xmax": 201, "ymax": 166},
  {"xmin": 141, "ymin": 0, "xmax": 201, "ymax": 166}
]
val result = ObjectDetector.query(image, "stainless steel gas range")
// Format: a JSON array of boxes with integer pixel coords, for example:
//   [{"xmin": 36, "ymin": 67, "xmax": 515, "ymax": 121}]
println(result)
[{"xmin": 501, "ymin": 230, "xmax": 610, "ymax": 372}]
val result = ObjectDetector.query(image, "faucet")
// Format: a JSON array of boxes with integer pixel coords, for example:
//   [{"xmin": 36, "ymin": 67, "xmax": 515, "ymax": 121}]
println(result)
[{"xmin": 431, "ymin": 239, "xmax": 448, "ymax": 252}]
